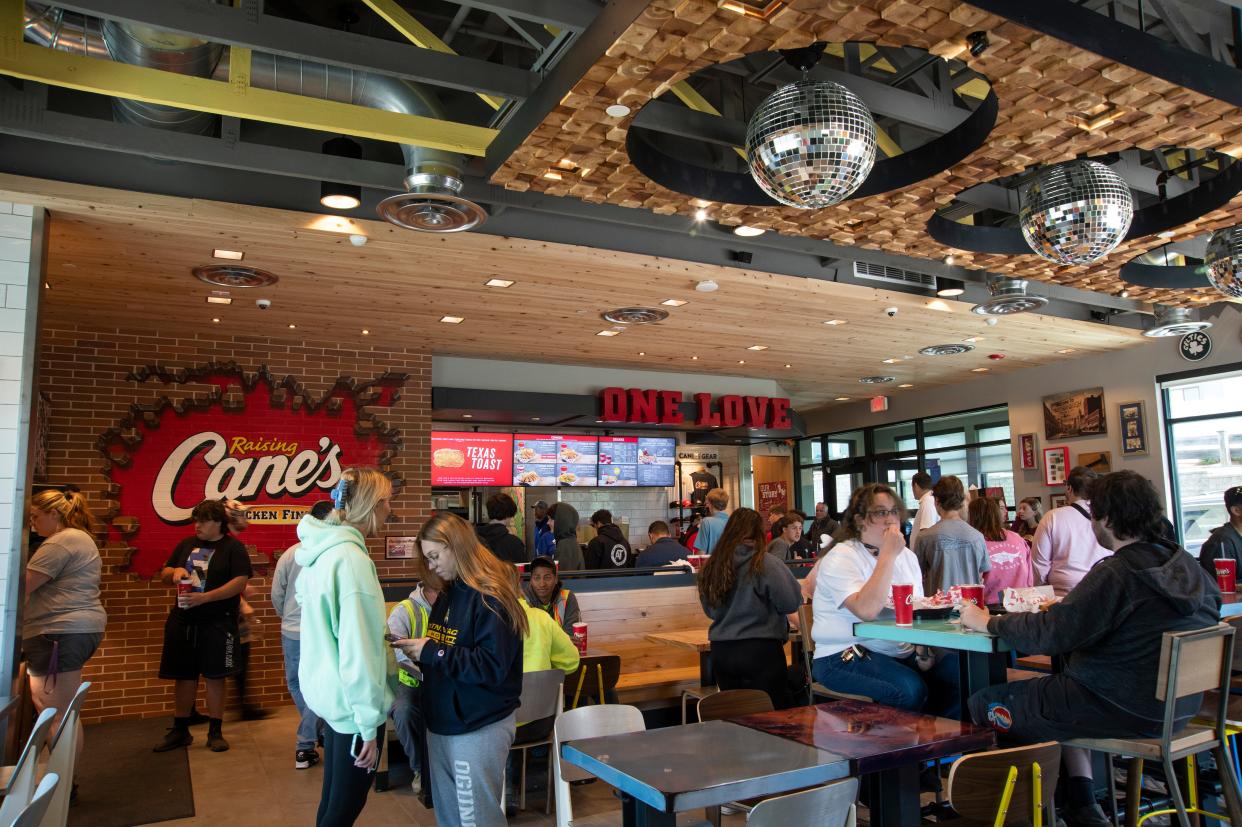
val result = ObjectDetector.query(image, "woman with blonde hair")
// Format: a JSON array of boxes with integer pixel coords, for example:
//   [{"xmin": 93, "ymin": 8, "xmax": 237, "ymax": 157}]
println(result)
[
  {"xmin": 25, "ymin": 487, "xmax": 105, "ymax": 792},
  {"xmin": 393, "ymin": 512, "xmax": 527, "ymax": 827},
  {"xmin": 295, "ymin": 467, "xmax": 396, "ymax": 827}
]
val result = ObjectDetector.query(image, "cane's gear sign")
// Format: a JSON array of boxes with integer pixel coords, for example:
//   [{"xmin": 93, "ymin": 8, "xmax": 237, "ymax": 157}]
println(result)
[{"xmin": 100, "ymin": 363, "xmax": 406, "ymax": 577}]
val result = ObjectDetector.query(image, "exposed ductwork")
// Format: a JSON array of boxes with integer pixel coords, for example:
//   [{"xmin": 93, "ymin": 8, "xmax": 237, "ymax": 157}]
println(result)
[
  {"xmin": 970, "ymin": 277, "xmax": 1050, "ymax": 316},
  {"xmin": 21, "ymin": 2, "xmax": 486, "ymax": 232},
  {"xmin": 1142, "ymin": 305, "xmax": 1212, "ymax": 337}
]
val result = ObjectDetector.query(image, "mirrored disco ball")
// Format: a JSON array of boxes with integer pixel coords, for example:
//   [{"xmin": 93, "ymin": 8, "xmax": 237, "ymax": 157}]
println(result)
[
  {"xmin": 1205, "ymin": 225, "xmax": 1242, "ymax": 298},
  {"xmin": 745, "ymin": 80, "xmax": 876, "ymax": 209},
  {"xmin": 1019, "ymin": 160, "xmax": 1134, "ymax": 265}
]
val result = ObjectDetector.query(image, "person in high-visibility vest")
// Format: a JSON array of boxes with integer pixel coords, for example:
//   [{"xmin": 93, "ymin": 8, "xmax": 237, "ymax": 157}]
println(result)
[{"xmin": 387, "ymin": 580, "xmax": 440, "ymax": 793}]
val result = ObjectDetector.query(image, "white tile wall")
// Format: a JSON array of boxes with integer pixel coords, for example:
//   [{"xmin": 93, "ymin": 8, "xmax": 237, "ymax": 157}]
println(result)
[{"xmin": 559, "ymin": 487, "xmax": 676, "ymax": 548}]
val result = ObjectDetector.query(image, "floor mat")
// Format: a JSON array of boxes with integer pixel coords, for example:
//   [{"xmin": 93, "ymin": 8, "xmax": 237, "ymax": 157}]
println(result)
[{"xmin": 69, "ymin": 717, "xmax": 194, "ymax": 827}]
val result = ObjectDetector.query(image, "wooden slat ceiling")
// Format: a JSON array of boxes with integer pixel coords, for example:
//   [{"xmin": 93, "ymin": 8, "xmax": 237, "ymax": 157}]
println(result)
[
  {"xmin": 3, "ymin": 174, "xmax": 1149, "ymax": 411},
  {"xmin": 490, "ymin": 0, "xmax": 1242, "ymax": 306}
]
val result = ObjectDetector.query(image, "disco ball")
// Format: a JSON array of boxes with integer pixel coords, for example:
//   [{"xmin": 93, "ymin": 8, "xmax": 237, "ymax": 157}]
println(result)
[
  {"xmin": 745, "ymin": 80, "xmax": 876, "ymax": 209},
  {"xmin": 1019, "ymin": 160, "xmax": 1134, "ymax": 265},
  {"xmin": 1205, "ymin": 225, "xmax": 1242, "ymax": 298}
]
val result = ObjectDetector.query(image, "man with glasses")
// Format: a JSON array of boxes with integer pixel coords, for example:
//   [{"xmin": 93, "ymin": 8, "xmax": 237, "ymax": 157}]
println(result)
[{"xmin": 1199, "ymin": 486, "xmax": 1242, "ymax": 579}]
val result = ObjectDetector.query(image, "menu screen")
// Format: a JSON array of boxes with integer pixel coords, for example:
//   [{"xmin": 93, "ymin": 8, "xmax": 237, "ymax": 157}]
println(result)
[
  {"xmin": 599, "ymin": 436, "xmax": 677, "ymax": 487},
  {"xmin": 431, "ymin": 432, "xmax": 514, "ymax": 487},
  {"xmin": 513, "ymin": 435, "xmax": 599, "ymax": 487}
]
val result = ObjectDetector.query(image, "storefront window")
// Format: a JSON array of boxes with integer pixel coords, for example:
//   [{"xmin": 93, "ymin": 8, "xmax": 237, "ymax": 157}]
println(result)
[
  {"xmin": 873, "ymin": 421, "xmax": 916, "ymax": 454},
  {"xmin": 827, "ymin": 431, "xmax": 864, "ymax": 460},
  {"xmin": 798, "ymin": 438, "xmax": 822, "ymax": 465},
  {"xmin": 799, "ymin": 466, "xmax": 822, "ymax": 513}
]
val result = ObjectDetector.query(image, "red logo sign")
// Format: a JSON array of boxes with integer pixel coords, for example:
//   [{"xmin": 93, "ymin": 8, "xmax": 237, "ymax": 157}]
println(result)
[
  {"xmin": 599, "ymin": 388, "xmax": 792, "ymax": 429},
  {"xmin": 99, "ymin": 364, "xmax": 406, "ymax": 577}
]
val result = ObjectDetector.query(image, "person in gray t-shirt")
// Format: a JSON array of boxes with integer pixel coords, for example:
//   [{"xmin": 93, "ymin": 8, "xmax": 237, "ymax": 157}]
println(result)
[{"xmin": 913, "ymin": 476, "xmax": 991, "ymax": 595}]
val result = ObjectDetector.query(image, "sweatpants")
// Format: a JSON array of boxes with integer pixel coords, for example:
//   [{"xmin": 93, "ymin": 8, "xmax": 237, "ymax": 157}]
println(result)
[
  {"xmin": 427, "ymin": 713, "xmax": 516, "ymax": 827},
  {"xmin": 316, "ymin": 724, "xmax": 384, "ymax": 827}
]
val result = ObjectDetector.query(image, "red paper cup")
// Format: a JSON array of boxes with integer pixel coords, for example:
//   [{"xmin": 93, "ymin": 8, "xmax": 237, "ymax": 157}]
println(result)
[
  {"xmin": 959, "ymin": 584, "xmax": 985, "ymax": 608},
  {"xmin": 688, "ymin": 555, "xmax": 708, "ymax": 571},
  {"xmin": 572, "ymin": 622, "xmax": 588, "ymax": 655},
  {"xmin": 892, "ymin": 583, "xmax": 914, "ymax": 627},
  {"xmin": 1216, "ymin": 559, "xmax": 1237, "ymax": 593}
]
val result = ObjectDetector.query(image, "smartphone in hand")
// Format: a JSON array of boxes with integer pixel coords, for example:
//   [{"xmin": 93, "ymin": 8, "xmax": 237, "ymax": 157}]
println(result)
[{"xmin": 383, "ymin": 633, "xmax": 399, "ymax": 644}]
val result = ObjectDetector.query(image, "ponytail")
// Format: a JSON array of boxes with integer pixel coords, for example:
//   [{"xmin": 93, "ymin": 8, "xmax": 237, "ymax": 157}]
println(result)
[{"xmin": 31, "ymin": 488, "xmax": 100, "ymax": 534}]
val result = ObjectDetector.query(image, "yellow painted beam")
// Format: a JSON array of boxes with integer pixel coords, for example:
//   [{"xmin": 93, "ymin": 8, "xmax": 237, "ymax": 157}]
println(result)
[
  {"xmin": 0, "ymin": 40, "xmax": 496, "ymax": 155},
  {"xmin": 874, "ymin": 125, "xmax": 902, "ymax": 158},
  {"xmin": 671, "ymin": 81, "xmax": 749, "ymax": 161},
  {"xmin": 359, "ymin": 0, "xmax": 502, "ymax": 110},
  {"xmin": 229, "ymin": 46, "xmax": 251, "ymax": 93}
]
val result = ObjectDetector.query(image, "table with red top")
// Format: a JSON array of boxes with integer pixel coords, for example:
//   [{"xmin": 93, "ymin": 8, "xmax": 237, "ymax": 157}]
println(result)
[{"xmin": 731, "ymin": 700, "xmax": 995, "ymax": 827}]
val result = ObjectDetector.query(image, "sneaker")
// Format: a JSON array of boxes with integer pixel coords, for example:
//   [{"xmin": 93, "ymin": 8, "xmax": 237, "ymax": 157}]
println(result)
[
  {"xmin": 186, "ymin": 709, "xmax": 209, "ymax": 727},
  {"xmin": 410, "ymin": 775, "xmax": 422, "ymax": 795},
  {"xmin": 153, "ymin": 727, "xmax": 193, "ymax": 752},
  {"xmin": 207, "ymin": 730, "xmax": 230, "ymax": 752},
  {"xmin": 1063, "ymin": 802, "xmax": 1111, "ymax": 827},
  {"xmin": 240, "ymin": 707, "xmax": 272, "ymax": 721},
  {"xmin": 295, "ymin": 749, "xmax": 320, "ymax": 770}
]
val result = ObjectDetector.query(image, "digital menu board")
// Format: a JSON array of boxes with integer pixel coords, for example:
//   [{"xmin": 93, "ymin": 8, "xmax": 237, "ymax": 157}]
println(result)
[
  {"xmin": 598, "ymin": 436, "xmax": 676, "ymax": 487},
  {"xmin": 513, "ymin": 435, "xmax": 599, "ymax": 487},
  {"xmin": 431, "ymin": 432, "xmax": 514, "ymax": 487}
]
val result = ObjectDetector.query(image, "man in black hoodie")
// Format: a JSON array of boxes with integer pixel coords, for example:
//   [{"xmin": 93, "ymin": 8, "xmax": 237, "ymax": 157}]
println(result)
[
  {"xmin": 476, "ymin": 493, "xmax": 529, "ymax": 564},
  {"xmin": 585, "ymin": 509, "xmax": 633, "ymax": 569},
  {"xmin": 961, "ymin": 471, "xmax": 1221, "ymax": 827}
]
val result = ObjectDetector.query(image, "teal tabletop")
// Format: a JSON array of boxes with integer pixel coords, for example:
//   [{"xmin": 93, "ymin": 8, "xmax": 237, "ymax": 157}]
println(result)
[
  {"xmin": 853, "ymin": 617, "xmax": 1012, "ymax": 654},
  {"xmin": 1222, "ymin": 593, "xmax": 1242, "ymax": 618}
]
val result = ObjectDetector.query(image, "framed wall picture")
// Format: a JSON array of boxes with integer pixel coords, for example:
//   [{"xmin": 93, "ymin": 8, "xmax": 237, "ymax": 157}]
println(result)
[
  {"xmin": 385, "ymin": 536, "xmax": 418, "ymax": 560},
  {"xmin": 1042, "ymin": 387, "xmax": 1107, "ymax": 439},
  {"xmin": 1118, "ymin": 401, "xmax": 1149, "ymax": 456},
  {"xmin": 1043, "ymin": 446, "xmax": 1070, "ymax": 486},
  {"xmin": 1050, "ymin": 494, "xmax": 1068, "ymax": 509},
  {"xmin": 1018, "ymin": 433, "xmax": 1038, "ymax": 469},
  {"xmin": 1077, "ymin": 451, "xmax": 1112, "ymax": 474}
]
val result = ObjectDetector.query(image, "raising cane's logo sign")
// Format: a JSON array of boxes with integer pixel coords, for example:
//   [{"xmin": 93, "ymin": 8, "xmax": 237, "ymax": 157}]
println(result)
[{"xmin": 100, "ymin": 364, "xmax": 405, "ymax": 577}]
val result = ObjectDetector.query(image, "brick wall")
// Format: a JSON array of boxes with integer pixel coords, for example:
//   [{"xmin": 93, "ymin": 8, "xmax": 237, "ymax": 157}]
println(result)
[{"xmin": 37, "ymin": 323, "xmax": 431, "ymax": 723}]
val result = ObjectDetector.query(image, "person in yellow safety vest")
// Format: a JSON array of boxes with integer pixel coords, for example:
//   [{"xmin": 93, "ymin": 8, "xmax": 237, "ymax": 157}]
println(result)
[
  {"xmin": 520, "ymin": 556, "xmax": 580, "ymax": 636},
  {"xmin": 387, "ymin": 581, "xmax": 439, "ymax": 793}
]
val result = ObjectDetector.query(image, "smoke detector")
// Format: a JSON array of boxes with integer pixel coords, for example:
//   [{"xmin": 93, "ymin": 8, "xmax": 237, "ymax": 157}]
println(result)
[
  {"xmin": 600, "ymin": 307, "xmax": 670, "ymax": 325},
  {"xmin": 1142, "ymin": 305, "xmax": 1213, "ymax": 337},
  {"xmin": 918, "ymin": 343, "xmax": 975, "ymax": 357},
  {"xmin": 377, "ymin": 173, "xmax": 487, "ymax": 233},
  {"xmin": 192, "ymin": 265, "xmax": 278, "ymax": 288},
  {"xmin": 970, "ymin": 278, "xmax": 1049, "ymax": 316},
  {"xmin": 858, "ymin": 375, "xmax": 895, "ymax": 384}
]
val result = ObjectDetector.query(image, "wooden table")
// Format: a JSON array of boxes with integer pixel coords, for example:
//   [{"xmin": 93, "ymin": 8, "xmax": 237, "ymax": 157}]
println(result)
[
  {"xmin": 731, "ymin": 701, "xmax": 995, "ymax": 827},
  {"xmin": 561, "ymin": 719, "xmax": 851, "ymax": 827},
  {"xmin": 854, "ymin": 617, "xmax": 1012, "ymax": 715}
]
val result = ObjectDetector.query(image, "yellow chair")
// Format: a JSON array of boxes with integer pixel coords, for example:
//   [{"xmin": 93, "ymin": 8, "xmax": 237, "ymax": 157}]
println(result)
[{"xmin": 946, "ymin": 742, "xmax": 1061, "ymax": 827}]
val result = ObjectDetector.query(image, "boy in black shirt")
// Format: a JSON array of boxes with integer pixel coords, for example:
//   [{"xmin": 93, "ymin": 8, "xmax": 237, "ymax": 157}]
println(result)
[{"xmin": 154, "ymin": 499, "xmax": 252, "ymax": 753}]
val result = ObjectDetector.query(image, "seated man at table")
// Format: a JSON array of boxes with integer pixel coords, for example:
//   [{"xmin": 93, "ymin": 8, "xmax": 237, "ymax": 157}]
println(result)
[
  {"xmin": 811, "ymin": 482, "xmax": 960, "ymax": 716},
  {"xmin": 521, "ymin": 556, "xmax": 580, "ymax": 635},
  {"xmin": 961, "ymin": 470, "xmax": 1220, "ymax": 827}
]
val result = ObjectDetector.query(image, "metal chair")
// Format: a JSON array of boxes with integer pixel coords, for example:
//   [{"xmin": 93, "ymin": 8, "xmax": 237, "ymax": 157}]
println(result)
[
  {"xmin": 0, "ymin": 708, "xmax": 57, "ymax": 826},
  {"xmin": 38, "ymin": 681, "xmax": 89, "ymax": 827},
  {"xmin": 12, "ymin": 773, "xmax": 59, "ymax": 827},
  {"xmin": 746, "ymin": 777, "xmax": 859, "ymax": 827},
  {"xmin": 681, "ymin": 685, "xmax": 719, "ymax": 725},
  {"xmin": 1065, "ymin": 624, "xmax": 1242, "ymax": 827},
  {"xmin": 946, "ymin": 741, "xmax": 1061, "ymax": 827},
  {"xmin": 697, "ymin": 689, "xmax": 774, "ymax": 721},
  {"xmin": 552, "ymin": 704, "xmax": 645, "ymax": 827},
  {"xmin": 797, "ymin": 603, "xmax": 874, "ymax": 704},
  {"xmin": 508, "ymin": 669, "xmax": 565, "ymax": 814}
]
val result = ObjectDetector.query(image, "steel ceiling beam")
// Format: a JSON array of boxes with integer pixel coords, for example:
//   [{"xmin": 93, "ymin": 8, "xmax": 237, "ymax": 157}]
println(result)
[
  {"xmin": 48, "ymin": 0, "xmax": 537, "ymax": 101},
  {"xmin": 454, "ymin": 0, "xmax": 597, "ymax": 30}
]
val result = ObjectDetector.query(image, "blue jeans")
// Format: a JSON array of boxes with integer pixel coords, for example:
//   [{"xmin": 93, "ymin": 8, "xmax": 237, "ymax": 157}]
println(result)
[
  {"xmin": 813, "ymin": 647, "xmax": 961, "ymax": 718},
  {"xmin": 282, "ymin": 634, "xmax": 322, "ymax": 750}
]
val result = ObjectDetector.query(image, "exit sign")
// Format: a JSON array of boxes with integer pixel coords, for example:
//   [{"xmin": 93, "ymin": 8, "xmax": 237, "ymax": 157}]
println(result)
[{"xmin": 870, "ymin": 396, "xmax": 889, "ymax": 413}]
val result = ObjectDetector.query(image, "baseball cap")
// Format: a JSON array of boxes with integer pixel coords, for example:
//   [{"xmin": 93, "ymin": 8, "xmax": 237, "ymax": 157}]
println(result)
[
  {"xmin": 532, "ymin": 500, "xmax": 549, "ymax": 509},
  {"xmin": 1227, "ymin": 486, "xmax": 1242, "ymax": 510}
]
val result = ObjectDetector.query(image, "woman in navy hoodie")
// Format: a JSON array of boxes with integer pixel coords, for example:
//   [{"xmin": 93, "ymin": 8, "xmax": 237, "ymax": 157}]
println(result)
[{"xmin": 393, "ymin": 512, "xmax": 528, "ymax": 827}]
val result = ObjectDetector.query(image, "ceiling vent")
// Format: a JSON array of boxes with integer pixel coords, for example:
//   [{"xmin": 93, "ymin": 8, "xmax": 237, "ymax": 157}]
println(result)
[
  {"xmin": 192, "ymin": 264, "xmax": 278, "ymax": 288},
  {"xmin": 377, "ymin": 173, "xmax": 487, "ymax": 233},
  {"xmin": 970, "ymin": 278, "xmax": 1049, "ymax": 315},
  {"xmin": 600, "ymin": 307, "xmax": 670, "ymax": 325},
  {"xmin": 858, "ymin": 375, "xmax": 895, "ymax": 384},
  {"xmin": 852, "ymin": 261, "xmax": 937, "ymax": 291},
  {"xmin": 1142, "ymin": 305, "xmax": 1213, "ymax": 337},
  {"xmin": 918, "ymin": 343, "xmax": 975, "ymax": 356}
]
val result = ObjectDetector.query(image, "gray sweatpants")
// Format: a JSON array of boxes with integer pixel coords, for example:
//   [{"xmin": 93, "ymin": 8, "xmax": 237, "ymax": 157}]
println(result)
[{"xmin": 426, "ymin": 713, "xmax": 516, "ymax": 827}]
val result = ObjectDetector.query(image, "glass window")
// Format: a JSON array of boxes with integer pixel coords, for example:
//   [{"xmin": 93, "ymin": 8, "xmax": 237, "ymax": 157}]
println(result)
[
  {"xmin": 873, "ymin": 421, "xmax": 916, "ymax": 454},
  {"xmin": 798, "ymin": 438, "xmax": 822, "ymax": 465},
  {"xmin": 798, "ymin": 466, "xmax": 822, "ymax": 513},
  {"xmin": 977, "ymin": 424, "xmax": 1011, "ymax": 443},
  {"xmin": 1166, "ymin": 372, "xmax": 1242, "ymax": 420},
  {"xmin": 826, "ymin": 430, "xmax": 864, "ymax": 460},
  {"xmin": 925, "ymin": 429, "xmax": 965, "ymax": 450},
  {"xmin": 925, "ymin": 448, "xmax": 968, "ymax": 482},
  {"xmin": 979, "ymin": 443, "xmax": 1016, "ymax": 509},
  {"xmin": 1168, "ymin": 415, "xmax": 1242, "ymax": 554},
  {"xmin": 828, "ymin": 467, "xmax": 863, "ymax": 515},
  {"xmin": 925, "ymin": 407, "xmax": 1009, "ymax": 444}
]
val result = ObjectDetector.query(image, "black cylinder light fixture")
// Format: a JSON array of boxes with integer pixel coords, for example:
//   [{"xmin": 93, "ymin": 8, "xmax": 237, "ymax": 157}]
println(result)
[
  {"xmin": 936, "ymin": 277, "xmax": 965, "ymax": 297},
  {"xmin": 319, "ymin": 137, "xmax": 363, "ymax": 210}
]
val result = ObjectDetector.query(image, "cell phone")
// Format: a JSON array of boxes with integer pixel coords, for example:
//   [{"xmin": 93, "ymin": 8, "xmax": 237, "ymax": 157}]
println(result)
[{"xmin": 383, "ymin": 633, "xmax": 399, "ymax": 643}]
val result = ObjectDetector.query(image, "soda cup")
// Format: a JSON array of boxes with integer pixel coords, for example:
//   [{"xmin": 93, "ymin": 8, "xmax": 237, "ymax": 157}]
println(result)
[
  {"xmin": 959, "ymin": 584, "xmax": 985, "ymax": 608},
  {"xmin": 892, "ymin": 584, "xmax": 914, "ymax": 627},
  {"xmin": 571, "ymin": 622, "xmax": 588, "ymax": 655},
  {"xmin": 1216, "ymin": 559, "xmax": 1237, "ymax": 593},
  {"xmin": 177, "ymin": 578, "xmax": 193, "ymax": 609}
]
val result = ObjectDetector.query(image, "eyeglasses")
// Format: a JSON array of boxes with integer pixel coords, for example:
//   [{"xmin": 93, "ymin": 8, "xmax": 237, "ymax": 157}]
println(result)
[{"xmin": 865, "ymin": 508, "xmax": 901, "ymax": 520}]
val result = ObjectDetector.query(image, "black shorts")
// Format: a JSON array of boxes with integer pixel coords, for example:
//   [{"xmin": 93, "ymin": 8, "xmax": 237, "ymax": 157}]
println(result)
[
  {"xmin": 158, "ymin": 612, "xmax": 240, "ymax": 680},
  {"xmin": 968, "ymin": 673, "xmax": 1166, "ymax": 744},
  {"xmin": 24, "ymin": 632, "xmax": 103, "ymax": 677}
]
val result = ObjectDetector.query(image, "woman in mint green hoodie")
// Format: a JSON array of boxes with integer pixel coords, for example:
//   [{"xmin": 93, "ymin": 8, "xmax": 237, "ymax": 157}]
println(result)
[{"xmin": 295, "ymin": 467, "xmax": 396, "ymax": 827}]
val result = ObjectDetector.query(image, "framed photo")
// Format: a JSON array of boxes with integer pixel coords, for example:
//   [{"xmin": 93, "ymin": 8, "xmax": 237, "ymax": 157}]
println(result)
[
  {"xmin": 1043, "ymin": 446, "xmax": 1070, "ymax": 486},
  {"xmin": 1042, "ymin": 387, "xmax": 1107, "ymax": 439},
  {"xmin": 1118, "ymin": 401, "xmax": 1149, "ymax": 456},
  {"xmin": 1050, "ymin": 494, "xmax": 1068, "ymax": 509},
  {"xmin": 385, "ymin": 536, "xmax": 418, "ymax": 560},
  {"xmin": 1018, "ymin": 433, "xmax": 1038, "ymax": 470},
  {"xmin": 1077, "ymin": 451, "xmax": 1112, "ymax": 474}
]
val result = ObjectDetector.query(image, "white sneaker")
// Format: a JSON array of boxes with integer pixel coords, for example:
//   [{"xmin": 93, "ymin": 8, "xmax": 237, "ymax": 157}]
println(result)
[{"xmin": 410, "ymin": 775, "xmax": 422, "ymax": 795}]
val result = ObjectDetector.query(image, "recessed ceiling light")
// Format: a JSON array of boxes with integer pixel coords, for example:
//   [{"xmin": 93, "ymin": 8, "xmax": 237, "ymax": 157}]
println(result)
[
  {"xmin": 784, "ymin": 364, "xmax": 792, "ymax": 369},
  {"xmin": 1119, "ymin": 290, "xmax": 1130, "ymax": 298},
  {"xmin": 971, "ymin": 367, "xmax": 989, "ymax": 373},
  {"xmin": 596, "ymin": 329, "xmax": 620, "ymax": 337},
  {"xmin": 964, "ymin": 336, "xmax": 983, "ymax": 343},
  {"xmin": 738, "ymin": 360, "xmax": 746, "ymax": 365},
  {"xmin": 661, "ymin": 299, "xmax": 688, "ymax": 307},
  {"xmin": 835, "ymin": 396, "xmax": 850, "ymax": 401},
  {"xmin": 463, "ymin": 414, "xmax": 473, "ymax": 418},
  {"xmin": 824, "ymin": 319, "xmax": 846, "ymax": 326},
  {"xmin": 320, "ymin": 193, "xmax": 361, "ymax": 210},
  {"xmin": 213, "ymin": 249, "xmax": 244, "ymax": 261},
  {"xmin": 1157, "ymin": 230, "xmax": 1176, "ymax": 238},
  {"xmin": 695, "ymin": 279, "xmax": 719, "ymax": 292},
  {"xmin": 898, "ymin": 383, "xmax": 913, "ymax": 388},
  {"xmin": 747, "ymin": 345, "xmax": 768, "ymax": 351},
  {"xmin": 605, "ymin": 103, "xmax": 631, "ymax": 118},
  {"xmin": 691, "ymin": 355, "xmax": 699, "ymax": 360},
  {"xmin": 440, "ymin": 315, "xmax": 465, "ymax": 324},
  {"xmin": 531, "ymin": 417, "xmax": 541, "ymax": 421},
  {"xmin": 206, "ymin": 295, "xmax": 233, "ymax": 305},
  {"xmin": 733, "ymin": 225, "xmax": 765, "ymax": 237},
  {"xmin": 212, "ymin": 317, "xmax": 220, "ymax": 323},
  {"xmin": 362, "ymin": 329, "xmax": 370, "ymax": 335},
  {"xmin": 638, "ymin": 351, "xmax": 646, "ymax": 356},
  {"xmin": 288, "ymin": 323, "xmax": 296, "ymax": 329},
  {"xmin": 43, "ymin": 282, "xmax": 50, "ymax": 289},
  {"xmin": 1057, "ymin": 348, "xmax": 1076, "ymax": 354},
  {"xmin": 485, "ymin": 278, "xmax": 514, "ymax": 288},
  {"xmin": 694, "ymin": 209, "xmax": 708, "ymax": 222}
]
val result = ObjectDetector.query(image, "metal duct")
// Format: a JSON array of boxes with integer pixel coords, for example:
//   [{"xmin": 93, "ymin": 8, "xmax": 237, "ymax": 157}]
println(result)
[{"xmin": 21, "ymin": 2, "xmax": 486, "ymax": 232}]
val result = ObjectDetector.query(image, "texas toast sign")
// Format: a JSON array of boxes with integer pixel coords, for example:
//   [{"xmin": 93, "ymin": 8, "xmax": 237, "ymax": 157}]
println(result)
[{"xmin": 99, "ymin": 364, "xmax": 405, "ymax": 577}]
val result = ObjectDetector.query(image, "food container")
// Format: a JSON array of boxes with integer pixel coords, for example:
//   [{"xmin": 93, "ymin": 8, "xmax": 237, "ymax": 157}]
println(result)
[
  {"xmin": 1216, "ymin": 559, "xmax": 1237, "ymax": 593},
  {"xmin": 892, "ymin": 583, "xmax": 914, "ymax": 627}
]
